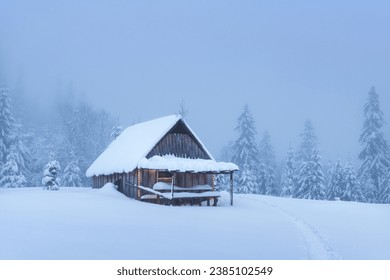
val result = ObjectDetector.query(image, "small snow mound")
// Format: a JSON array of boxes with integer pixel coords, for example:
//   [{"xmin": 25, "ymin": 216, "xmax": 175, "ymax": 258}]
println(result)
[
  {"xmin": 217, "ymin": 191, "xmax": 231, "ymax": 207},
  {"xmin": 98, "ymin": 183, "xmax": 121, "ymax": 196}
]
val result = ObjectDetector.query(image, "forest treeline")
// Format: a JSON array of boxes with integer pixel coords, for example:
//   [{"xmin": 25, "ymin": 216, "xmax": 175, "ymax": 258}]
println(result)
[
  {"xmin": 217, "ymin": 87, "xmax": 390, "ymax": 204},
  {"xmin": 1, "ymin": 81, "xmax": 389, "ymax": 204},
  {"xmin": 0, "ymin": 83, "xmax": 121, "ymax": 188}
]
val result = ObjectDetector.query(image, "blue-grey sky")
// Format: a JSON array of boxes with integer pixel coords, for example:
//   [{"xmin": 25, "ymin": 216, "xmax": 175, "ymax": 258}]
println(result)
[{"xmin": 1, "ymin": 0, "xmax": 390, "ymax": 163}]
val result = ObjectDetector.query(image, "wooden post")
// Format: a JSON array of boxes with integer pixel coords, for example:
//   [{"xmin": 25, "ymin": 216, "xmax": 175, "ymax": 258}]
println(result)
[
  {"xmin": 230, "ymin": 172, "xmax": 234, "ymax": 206},
  {"xmin": 170, "ymin": 173, "xmax": 175, "ymax": 205},
  {"xmin": 137, "ymin": 169, "xmax": 141, "ymax": 200}
]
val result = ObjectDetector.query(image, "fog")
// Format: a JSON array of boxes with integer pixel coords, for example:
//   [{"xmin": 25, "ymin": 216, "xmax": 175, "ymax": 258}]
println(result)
[{"xmin": 1, "ymin": 0, "xmax": 390, "ymax": 162}]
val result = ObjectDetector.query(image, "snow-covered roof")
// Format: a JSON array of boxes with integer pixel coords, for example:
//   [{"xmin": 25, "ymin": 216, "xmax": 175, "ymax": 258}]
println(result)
[
  {"xmin": 86, "ymin": 115, "xmax": 235, "ymax": 177},
  {"xmin": 138, "ymin": 155, "xmax": 238, "ymax": 173}
]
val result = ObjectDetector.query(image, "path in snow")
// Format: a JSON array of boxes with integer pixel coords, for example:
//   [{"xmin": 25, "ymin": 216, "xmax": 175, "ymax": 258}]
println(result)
[{"xmin": 241, "ymin": 196, "xmax": 341, "ymax": 260}]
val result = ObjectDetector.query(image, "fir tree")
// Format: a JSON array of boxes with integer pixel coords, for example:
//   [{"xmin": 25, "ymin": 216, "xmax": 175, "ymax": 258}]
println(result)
[
  {"xmin": 58, "ymin": 97, "xmax": 116, "ymax": 186},
  {"xmin": 363, "ymin": 179, "xmax": 377, "ymax": 203},
  {"xmin": 296, "ymin": 120, "xmax": 317, "ymax": 163},
  {"xmin": 10, "ymin": 125, "xmax": 32, "ymax": 175},
  {"xmin": 214, "ymin": 174, "xmax": 229, "ymax": 191},
  {"xmin": 258, "ymin": 131, "xmax": 277, "ymax": 195},
  {"xmin": 231, "ymin": 105, "xmax": 259, "ymax": 194},
  {"xmin": 259, "ymin": 131, "xmax": 276, "ymax": 166},
  {"xmin": 42, "ymin": 154, "xmax": 61, "ymax": 190},
  {"xmin": 110, "ymin": 123, "xmax": 123, "ymax": 141},
  {"xmin": 358, "ymin": 87, "xmax": 390, "ymax": 203},
  {"xmin": 343, "ymin": 161, "xmax": 364, "ymax": 202},
  {"xmin": 0, "ymin": 85, "xmax": 15, "ymax": 164},
  {"xmin": 0, "ymin": 148, "xmax": 27, "ymax": 188},
  {"xmin": 237, "ymin": 163, "xmax": 258, "ymax": 194},
  {"xmin": 62, "ymin": 160, "xmax": 83, "ymax": 187},
  {"xmin": 280, "ymin": 147, "xmax": 296, "ymax": 197},
  {"xmin": 296, "ymin": 147, "xmax": 325, "ymax": 200},
  {"xmin": 327, "ymin": 160, "xmax": 345, "ymax": 200},
  {"xmin": 379, "ymin": 170, "xmax": 390, "ymax": 204},
  {"xmin": 257, "ymin": 163, "xmax": 277, "ymax": 195}
]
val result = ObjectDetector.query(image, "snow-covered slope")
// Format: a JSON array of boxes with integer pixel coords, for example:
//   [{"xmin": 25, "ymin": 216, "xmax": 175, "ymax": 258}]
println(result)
[{"xmin": 0, "ymin": 186, "xmax": 389, "ymax": 260}]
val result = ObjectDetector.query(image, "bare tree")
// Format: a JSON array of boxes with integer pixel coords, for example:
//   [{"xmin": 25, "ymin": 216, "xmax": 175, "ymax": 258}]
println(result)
[{"xmin": 177, "ymin": 100, "xmax": 188, "ymax": 118}]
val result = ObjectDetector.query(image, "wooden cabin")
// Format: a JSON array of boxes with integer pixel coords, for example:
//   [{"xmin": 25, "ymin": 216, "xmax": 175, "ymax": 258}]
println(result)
[{"xmin": 86, "ymin": 115, "xmax": 238, "ymax": 206}]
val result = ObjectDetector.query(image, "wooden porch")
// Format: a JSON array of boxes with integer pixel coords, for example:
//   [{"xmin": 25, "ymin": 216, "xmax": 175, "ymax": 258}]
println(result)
[{"xmin": 137, "ymin": 184, "xmax": 220, "ymax": 206}]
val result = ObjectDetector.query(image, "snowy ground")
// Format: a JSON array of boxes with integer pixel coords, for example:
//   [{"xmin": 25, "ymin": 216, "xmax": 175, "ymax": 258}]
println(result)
[{"xmin": 0, "ymin": 185, "xmax": 389, "ymax": 260}]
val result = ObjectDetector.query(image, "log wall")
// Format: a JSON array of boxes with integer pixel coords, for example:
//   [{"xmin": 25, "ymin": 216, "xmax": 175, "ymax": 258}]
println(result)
[
  {"xmin": 91, "ymin": 171, "xmax": 137, "ymax": 198},
  {"xmin": 147, "ymin": 120, "xmax": 211, "ymax": 159}
]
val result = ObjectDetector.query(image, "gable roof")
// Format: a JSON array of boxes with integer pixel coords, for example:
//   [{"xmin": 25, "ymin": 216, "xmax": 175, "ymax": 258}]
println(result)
[{"xmin": 86, "ymin": 115, "xmax": 217, "ymax": 177}]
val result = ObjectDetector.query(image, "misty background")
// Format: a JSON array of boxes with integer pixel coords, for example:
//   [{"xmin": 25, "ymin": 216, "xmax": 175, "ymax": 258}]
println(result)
[{"xmin": 1, "ymin": 0, "xmax": 390, "ymax": 163}]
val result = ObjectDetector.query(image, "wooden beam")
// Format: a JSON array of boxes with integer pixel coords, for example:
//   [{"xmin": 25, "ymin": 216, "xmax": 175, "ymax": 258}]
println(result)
[
  {"xmin": 230, "ymin": 172, "xmax": 234, "ymax": 206},
  {"xmin": 137, "ymin": 168, "xmax": 141, "ymax": 200},
  {"xmin": 170, "ymin": 173, "xmax": 176, "ymax": 204}
]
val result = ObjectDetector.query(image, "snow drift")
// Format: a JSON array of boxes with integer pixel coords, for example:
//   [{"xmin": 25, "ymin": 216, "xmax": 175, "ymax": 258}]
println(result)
[{"xmin": 0, "ymin": 187, "xmax": 389, "ymax": 260}]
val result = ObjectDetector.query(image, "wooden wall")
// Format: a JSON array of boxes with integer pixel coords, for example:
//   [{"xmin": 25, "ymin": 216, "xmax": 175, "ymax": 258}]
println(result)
[
  {"xmin": 174, "ymin": 172, "xmax": 212, "ymax": 188},
  {"xmin": 92, "ymin": 169, "xmax": 214, "ymax": 200},
  {"xmin": 92, "ymin": 171, "xmax": 137, "ymax": 198},
  {"xmin": 137, "ymin": 170, "xmax": 212, "ymax": 188},
  {"xmin": 140, "ymin": 169, "xmax": 158, "ymax": 188},
  {"xmin": 147, "ymin": 121, "xmax": 211, "ymax": 159}
]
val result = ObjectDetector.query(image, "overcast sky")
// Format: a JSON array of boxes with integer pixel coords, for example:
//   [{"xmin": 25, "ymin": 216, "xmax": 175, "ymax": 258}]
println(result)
[{"xmin": 1, "ymin": 0, "xmax": 390, "ymax": 163}]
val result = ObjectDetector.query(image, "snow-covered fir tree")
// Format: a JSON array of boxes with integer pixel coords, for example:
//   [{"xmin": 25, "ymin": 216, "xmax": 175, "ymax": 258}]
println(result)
[
  {"xmin": 327, "ymin": 159, "xmax": 345, "ymax": 201},
  {"xmin": 343, "ymin": 161, "xmax": 364, "ymax": 202},
  {"xmin": 363, "ymin": 179, "xmax": 377, "ymax": 203},
  {"xmin": 296, "ymin": 120, "xmax": 317, "ymax": 164},
  {"xmin": 296, "ymin": 147, "xmax": 326, "ymax": 200},
  {"xmin": 380, "ymin": 170, "xmax": 390, "ymax": 204},
  {"xmin": 280, "ymin": 146, "xmax": 297, "ymax": 197},
  {"xmin": 231, "ymin": 105, "xmax": 260, "ymax": 194},
  {"xmin": 358, "ymin": 87, "xmax": 390, "ymax": 203},
  {"xmin": 110, "ymin": 123, "xmax": 123, "ymax": 141},
  {"xmin": 42, "ymin": 154, "xmax": 61, "ymax": 190},
  {"xmin": 214, "ymin": 143, "xmax": 234, "ymax": 191},
  {"xmin": 237, "ymin": 163, "xmax": 258, "ymax": 194},
  {"xmin": 259, "ymin": 131, "xmax": 276, "ymax": 166},
  {"xmin": 10, "ymin": 125, "xmax": 32, "ymax": 176},
  {"xmin": 258, "ymin": 131, "xmax": 277, "ymax": 195},
  {"xmin": 58, "ymin": 97, "xmax": 115, "ymax": 185},
  {"xmin": 214, "ymin": 174, "xmax": 229, "ymax": 191},
  {"xmin": 0, "ymin": 148, "xmax": 27, "ymax": 188},
  {"xmin": 0, "ymin": 85, "xmax": 15, "ymax": 164},
  {"xmin": 257, "ymin": 163, "xmax": 276, "ymax": 195},
  {"xmin": 62, "ymin": 160, "xmax": 83, "ymax": 187}
]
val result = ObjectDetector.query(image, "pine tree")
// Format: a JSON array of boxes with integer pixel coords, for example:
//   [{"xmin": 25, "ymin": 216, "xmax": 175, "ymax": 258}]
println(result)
[
  {"xmin": 231, "ymin": 105, "xmax": 259, "ymax": 194},
  {"xmin": 42, "ymin": 154, "xmax": 61, "ymax": 190},
  {"xmin": 343, "ymin": 161, "xmax": 365, "ymax": 202},
  {"xmin": 257, "ymin": 163, "xmax": 277, "ymax": 195},
  {"xmin": 280, "ymin": 147, "xmax": 296, "ymax": 197},
  {"xmin": 296, "ymin": 147, "xmax": 325, "ymax": 200},
  {"xmin": 58, "ymin": 97, "xmax": 116, "ymax": 186},
  {"xmin": 10, "ymin": 125, "xmax": 32, "ymax": 175},
  {"xmin": 110, "ymin": 123, "xmax": 123, "ymax": 141},
  {"xmin": 237, "ymin": 163, "xmax": 258, "ymax": 194},
  {"xmin": 62, "ymin": 160, "xmax": 82, "ymax": 187},
  {"xmin": 380, "ymin": 170, "xmax": 390, "ymax": 204},
  {"xmin": 296, "ymin": 120, "xmax": 317, "ymax": 164},
  {"xmin": 258, "ymin": 131, "xmax": 277, "ymax": 195},
  {"xmin": 327, "ymin": 159, "xmax": 345, "ymax": 201},
  {"xmin": 0, "ymin": 148, "xmax": 27, "ymax": 188},
  {"xmin": 363, "ymin": 179, "xmax": 377, "ymax": 203},
  {"xmin": 259, "ymin": 131, "xmax": 276, "ymax": 167},
  {"xmin": 358, "ymin": 87, "xmax": 390, "ymax": 203},
  {"xmin": 214, "ymin": 174, "xmax": 229, "ymax": 191},
  {"xmin": 0, "ymin": 85, "xmax": 15, "ymax": 164}
]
